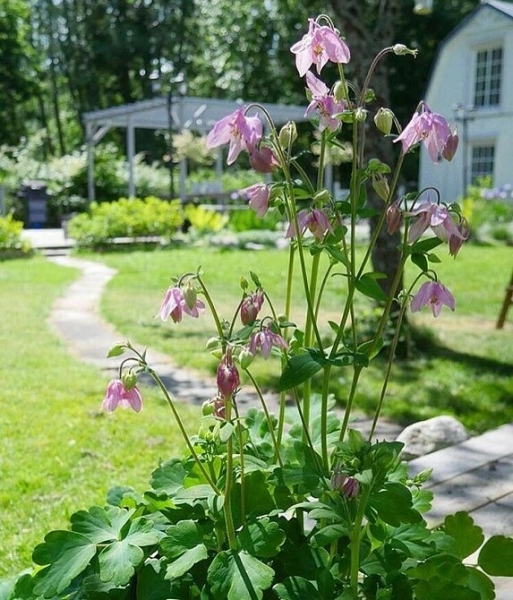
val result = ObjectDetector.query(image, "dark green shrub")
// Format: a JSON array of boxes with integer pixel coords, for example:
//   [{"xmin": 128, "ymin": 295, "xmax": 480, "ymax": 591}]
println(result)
[{"xmin": 68, "ymin": 196, "xmax": 184, "ymax": 248}]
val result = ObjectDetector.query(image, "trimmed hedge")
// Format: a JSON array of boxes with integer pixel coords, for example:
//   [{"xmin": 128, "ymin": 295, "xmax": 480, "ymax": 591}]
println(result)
[{"xmin": 0, "ymin": 215, "xmax": 33, "ymax": 259}]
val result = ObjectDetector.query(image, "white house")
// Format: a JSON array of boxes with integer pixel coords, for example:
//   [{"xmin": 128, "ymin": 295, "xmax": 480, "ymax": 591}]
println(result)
[{"xmin": 419, "ymin": 0, "xmax": 513, "ymax": 202}]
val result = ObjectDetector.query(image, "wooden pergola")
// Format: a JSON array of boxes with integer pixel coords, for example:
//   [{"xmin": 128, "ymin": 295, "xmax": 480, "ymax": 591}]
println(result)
[{"xmin": 83, "ymin": 96, "xmax": 309, "ymax": 202}]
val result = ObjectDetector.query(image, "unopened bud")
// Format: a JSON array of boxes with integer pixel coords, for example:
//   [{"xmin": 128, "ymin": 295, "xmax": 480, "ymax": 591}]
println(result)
[
  {"xmin": 278, "ymin": 121, "xmax": 298, "ymax": 148},
  {"xmin": 442, "ymin": 128, "xmax": 459, "ymax": 161},
  {"xmin": 107, "ymin": 343, "xmax": 126, "ymax": 358},
  {"xmin": 182, "ymin": 280, "xmax": 197, "ymax": 311},
  {"xmin": 374, "ymin": 108, "xmax": 394, "ymax": 135},
  {"xmin": 239, "ymin": 348, "xmax": 254, "ymax": 369},
  {"xmin": 333, "ymin": 80, "xmax": 347, "ymax": 102},
  {"xmin": 121, "ymin": 369, "xmax": 137, "ymax": 390},
  {"xmin": 386, "ymin": 200, "xmax": 403, "ymax": 234},
  {"xmin": 313, "ymin": 189, "xmax": 331, "ymax": 203},
  {"xmin": 372, "ymin": 174, "xmax": 390, "ymax": 202},
  {"xmin": 201, "ymin": 399, "xmax": 215, "ymax": 416},
  {"xmin": 355, "ymin": 107, "xmax": 368, "ymax": 122},
  {"xmin": 393, "ymin": 44, "xmax": 418, "ymax": 57},
  {"xmin": 216, "ymin": 354, "xmax": 240, "ymax": 398}
]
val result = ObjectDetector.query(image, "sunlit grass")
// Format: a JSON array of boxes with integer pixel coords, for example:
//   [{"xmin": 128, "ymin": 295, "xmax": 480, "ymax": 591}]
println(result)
[{"xmin": 0, "ymin": 256, "xmax": 200, "ymax": 576}]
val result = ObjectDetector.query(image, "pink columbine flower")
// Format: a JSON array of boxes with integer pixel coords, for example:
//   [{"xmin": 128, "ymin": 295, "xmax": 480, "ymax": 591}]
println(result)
[
  {"xmin": 305, "ymin": 72, "xmax": 345, "ymax": 132},
  {"xmin": 159, "ymin": 285, "xmax": 204, "ymax": 322},
  {"xmin": 291, "ymin": 18, "xmax": 350, "ymax": 77},
  {"xmin": 386, "ymin": 200, "xmax": 403, "ymax": 235},
  {"xmin": 286, "ymin": 208, "xmax": 333, "ymax": 241},
  {"xmin": 240, "ymin": 290, "xmax": 265, "ymax": 325},
  {"xmin": 239, "ymin": 183, "xmax": 270, "ymax": 217},
  {"xmin": 102, "ymin": 378, "xmax": 143, "ymax": 413},
  {"xmin": 206, "ymin": 107, "xmax": 263, "ymax": 165},
  {"xmin": 411, "ymin": 281, "xmax": 455, "ymax": 317},
  {"xmin": 407, "ymin": 201, "xmax": 467, "ymax": 250},
  {"xmin": 248, "ymin": 145, "xmax": 280, "ymax": 173},
  {"xmin": 159, "ymin": 286, "xmax": 185, "ymax": 323},
  {"xmin": 248, "ymin": 324, "xmax": 288, "ymax": 359},
  {"xmin": 217, "ymin": 353, "xmax": 240, "ymax": 398},
  {"xmin": 448, "ymin": 218, "xmax": 470, "ymax": 257},
  {"xmin": 394, "ymin": 101, "xmax": 451, "ymax": 163},
  {"xmin": 442, "ymin": 127, "xmax": 459, "ymax": 161},
  {"xmin": 331, "ymin": 472, "xmax": 360, "ymax": 499}
]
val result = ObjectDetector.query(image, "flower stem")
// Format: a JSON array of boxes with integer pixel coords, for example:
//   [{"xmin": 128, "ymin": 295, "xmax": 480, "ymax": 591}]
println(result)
[{"xmin": 223, "ymin": 396, "xmax": 238, "ymax": 550}]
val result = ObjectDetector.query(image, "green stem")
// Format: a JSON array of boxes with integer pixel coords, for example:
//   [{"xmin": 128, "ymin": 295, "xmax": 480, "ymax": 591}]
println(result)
[
  {"xmin": 223, "ymin": 396, "xmax": 238, "ymax": 550},
  {"xmin": 349, "ymin": 483, "xmax": 371, "ymax": 596},
  {"xmin": 320, "ymin": 365, "xmax": 331, "ymax": 470},
  {"xmin": 146, "ymin": 367, "xmax": 221, "ymax": 495},
  {"xmin": 339, "ymin": 365, "xmax": 363, "ymax": 444}
]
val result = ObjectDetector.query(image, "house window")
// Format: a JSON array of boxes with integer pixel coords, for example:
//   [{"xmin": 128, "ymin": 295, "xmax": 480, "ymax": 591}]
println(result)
[
  {"xmin": 471, "ymin": 144, "xmax": 495, "ymax": 183},
  {"xmin": 474, "ymin": 47, "xmax": 503, "ymax": 107}
]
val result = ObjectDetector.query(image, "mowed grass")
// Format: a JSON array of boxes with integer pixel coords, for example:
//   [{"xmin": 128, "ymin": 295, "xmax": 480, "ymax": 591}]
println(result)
[
  {"xmin": 0, "ymin": 256, "xmax": 200, "ymax": 576},
  {"xmin": 94, "ymin": 244, "xmax": 513, "ymax": 434}
]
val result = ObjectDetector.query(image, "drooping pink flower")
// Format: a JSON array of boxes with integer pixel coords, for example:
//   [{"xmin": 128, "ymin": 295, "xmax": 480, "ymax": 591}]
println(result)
[
  {"xmin": 407, "ymin": 201, "xmax": 467, "ymax": 250},
  {"xmin": 248, "ymin": 324, "xmax": 288, "ymax": 359},
  {"xmin": 159, "ymin": 286, "xmax": 185, "ymax": 323},
  {"xmin": 448, "ymin": 218, "xmax": 470, "ymax": 257},
  {"xmin": 411, "ymin": 281, "xmax": 455, "ymax": 317},
  {"xmin": 286, "ymin": 208, "xmax": 333, "ymax": 241},
  {"xmin": 206, "ymin": 107, "xmax": 263, "ymax": 165},
  {"xmin": 394, "ymin": 101, "xmax": 451, "ymax": 162},
  {"xmin": 240, "ymin": 290, "xmax": 265, "ymax": 325},
  {"xmin": 102, "ymin": 378, "xmax": 143, "ymax": 413},
  {"xmin": 239, "ymin": 183, "xmax": 270, "ymax": 217},
  {"xmin": 159, "ymin": 285, "xmax": 204, "ymax": 322},
  {"xmin": 442, "ymin": 127, "xmax": 459, "ymax": 161},
  {"xmin": 217, "ymin": 353, "xmax": 240, "ymax": 398},
  {"xmin": 248, "ymin": 145, "xmax": 280, "ymax": 173},
  {"xmin": 305, "ymin": 72, "xmax": 345, "ymax": 132},
  {"xmin": 386, "ymin": 200, "xmax": 403, "ymax": 235},
  {"xmin": 291, "ymin": 18, "xmax": 350, "ymax": 77}
]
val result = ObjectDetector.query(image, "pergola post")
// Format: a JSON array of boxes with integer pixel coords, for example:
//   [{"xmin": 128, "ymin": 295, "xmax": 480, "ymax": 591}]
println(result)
[{"xmin": 127, "ymin": 117, "xmax": 136, "ymax": 199}]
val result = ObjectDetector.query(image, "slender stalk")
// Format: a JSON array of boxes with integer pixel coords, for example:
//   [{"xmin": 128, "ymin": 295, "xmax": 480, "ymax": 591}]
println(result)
[
  {"xmin": 232, "ymin": 401, "xmax": 246, "ymax": 526},
  {"xmin": 223, "ymin": 396, "xmax": 238, "ymax": 550},
  {"xmin": 320, "ymin": 365, "xmax": 331, "ymax": 469},
  {"xmin": 349, "ymin": 483, "xmax": 371, "ymax": 596},
  {"xmin": 339, "ymin": 365, "xmax": 364, "ymax": 443}
]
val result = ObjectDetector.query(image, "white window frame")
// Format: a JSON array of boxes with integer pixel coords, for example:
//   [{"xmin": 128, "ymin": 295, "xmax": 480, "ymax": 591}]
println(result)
[
  {"xmin": 473, "ymin": 45, "xmax": 503, "ymax": 108},
  {"xmin": 470, "ymin": 143, "xmax": 495, "ymax": 184}
]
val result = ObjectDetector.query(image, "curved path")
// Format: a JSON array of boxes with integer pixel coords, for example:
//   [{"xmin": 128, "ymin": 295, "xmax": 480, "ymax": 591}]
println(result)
[{"xmin": 46, "ymin": 255, "xmax": 402, "ymax": 438}]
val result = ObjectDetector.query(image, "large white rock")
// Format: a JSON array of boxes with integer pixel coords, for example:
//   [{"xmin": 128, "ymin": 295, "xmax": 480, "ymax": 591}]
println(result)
[{"xmin": 397, "ymin": 415, "xmax": 469, "ymax": 460}]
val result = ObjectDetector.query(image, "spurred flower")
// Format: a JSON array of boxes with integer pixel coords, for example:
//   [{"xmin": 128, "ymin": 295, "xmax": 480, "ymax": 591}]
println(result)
[
  {"xmin": 408, "ymin": 201, "xmax": 467, "ymax": 250},
  {"xmin": 248, "ymin": 145, "xmax": 280, "ymax": 173},
  {"xmin": 159, "ymin": 285, "xmax": 204, "ymax": 322},
  {"xmin": 305, "ymin": 72, "xmax": 345, "ymax": 132},
  {"xmin": 248, "ymin": 324, "xmax": 288, "ymax": 359},
  {"xmin": 394, "ymin": 101, "xmax": 451, "ymax": 162},
  {"xmin": 448, "ymin": 218, "xmax": 470, "ymax": 257},
  {"xmin": 442, "ymin": 127, "xmax": 459, "ymax": 161},
  {"xmin": 239, "ymin": 183, "xmax": 270, "ymax": 217},
  {"xmin": 217, "ymin": 352, "xmax": 240, "ymax": 398},
  {"xmin": 411, "ymin": 281, "xmax": 455, "ymax": 317},
  {"xmin": 240, "ymin": 290, "xmax": 265, "ymax": 325},
  {"xmin": 206, "ymin": 107, "xmax": 263, "ymax": 165},
  {"xmin": 291, "ymin": 18, "xmax": 350, "ymax": 77},
  {"xmin": 286, "ymin": 208, "xmax": 333, "ymax": 241},
  {"xmin": 102, "ymin": 378, "xmax": 143, "ymax": 413},
  {"xmin": 386, "ymin": 200, "xmax": 403, "ymax": 235},
  {"xmin": 159, "ymin": 286, "xmax": 185, "ymax": 323}
]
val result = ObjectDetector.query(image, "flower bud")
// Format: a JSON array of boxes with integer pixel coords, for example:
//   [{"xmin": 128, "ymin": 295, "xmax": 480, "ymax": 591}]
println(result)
[
  {"xmin": 331, "ymin": 471, "xmax": 360, "ymax": 499},
  {"xmin": 278, "ymin": 121, "xmax": 298, "ymax": 148},
  {"xmin": 372, "ymin": 174, "xmax": 390, "ymax": 202},
  {"xmin": 239, "ymin": 347, "xmax": 254, "ymax": 369},
  {"xmin": 216, "ymin": 354, "xmax": 240, "ymax": 398},
  {"xmin": 182, "ymin": 280, "xmax": 198, "ymax": 311},
  {"xmin": 333, "ymin": 80, "xmax": 347, "ymax": 102},
  {"xmin": 121, "ymin": 369, "xmax": 138, "ymax": 390},
  {"xmin": 202, "ymin": 399, "xmax": 215, "ymax": 416},
  {"xmin": 374, "ymin": 108, "xmax": 394, "ymax": 135},
  {"xmin": 355, "ymin": 107, "xmax": 368, "ymax": 122},
  {"xmin": 386, "ymin": 200, "xmax": 403, "ymax": 234},
  {"xmin": 107, "ymin": 342, "xmax": 126, "ymax": 358},
  {"xmin": 393, "ymin": 44, "xmax": 418, "ymax": 57}
]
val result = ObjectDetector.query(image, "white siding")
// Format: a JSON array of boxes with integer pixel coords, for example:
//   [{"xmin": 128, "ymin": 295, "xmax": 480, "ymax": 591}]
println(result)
[{"xmin": 418, "ymin": 4, "xmax": 513, "ymax": 203}]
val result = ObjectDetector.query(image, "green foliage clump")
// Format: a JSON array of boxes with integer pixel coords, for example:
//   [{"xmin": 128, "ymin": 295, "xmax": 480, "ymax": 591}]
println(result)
[
  {"xmin": 68, "ymin": 196, "xmax": 184, "ymax": 248},
  {"xmin": 0, "ymin": 215, "xmax": 32, "ymax": 259},
  {"xmin": 183, "ymin": 204, "xmax": 227, "ymax": 234},
  {"xmin": 463, "ymin": 177, "xmax": 513, "ymax": 244},
  {"xmin": 227, "ymin": 207, "xmax": 284, "ymax": 232}
]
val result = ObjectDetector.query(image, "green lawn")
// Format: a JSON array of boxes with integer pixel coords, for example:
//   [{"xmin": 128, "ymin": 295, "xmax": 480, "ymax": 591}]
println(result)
[
  {"xmin": 94, "ymin": 244, "xmax": 513, "ymax": 433},
  {"xmin": 0, "ymin": 256, "xmax": 199, "ymax": 576}
]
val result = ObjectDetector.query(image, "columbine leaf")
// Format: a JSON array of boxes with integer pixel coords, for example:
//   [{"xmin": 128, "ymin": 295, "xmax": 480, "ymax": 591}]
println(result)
[
  {"xmin": 207, "ymin": 550, "xmax": 274, "ymax": 600},
  {"xmin": 443, "ymin": 512, "xmax": 484, "ymax": 559},
  {"xmin": 278, "ymin": 353, "xmax": 323, "ymax": 391},
  {"xmin": 411, "ymin": 252, "xmax": 428, "ymax": 272},
  {"xmin": 32, "ymin": 531, "xmax": 96, "ymax": 597},
  {"xmin": 355, "ymin": 273, "xmax": 387, "ymax": 302},
  {"xmin": 237, "ymin": 518, "xmax": 286, "ymax": 558},
  {"xmin": 369, "ymin": 483, "xmax": 420, "ymax": 526},
  {"xmin": 273, "ymin": 576, "xmax": 322, "ymax": 600},
  {"xmin": 478, "ymin": 535, "xmax": 513, "ymax": 576},
  {"xmin": 70, "ymin": 506, "xmax": 132, "ymax": 544},
  {"xmin": 411, "ymin": 237, "xmax": 443, "ymax": 254},
  {"xmin": 160, "ymin": 520, "xmax": 208, "ymax": 580},
  {"xmin": 150, "ymin": 459, "xmax": 187, "ymax": 495},
  {"xmin": 97, "ymin": 516, "xmax": 160, "ymax": 586}
]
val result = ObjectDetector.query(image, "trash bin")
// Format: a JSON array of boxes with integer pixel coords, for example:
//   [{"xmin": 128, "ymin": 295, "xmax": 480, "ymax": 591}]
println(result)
[{"xmin": 19, "ymin": 180, "xmax": 48, "ymax": 228}]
